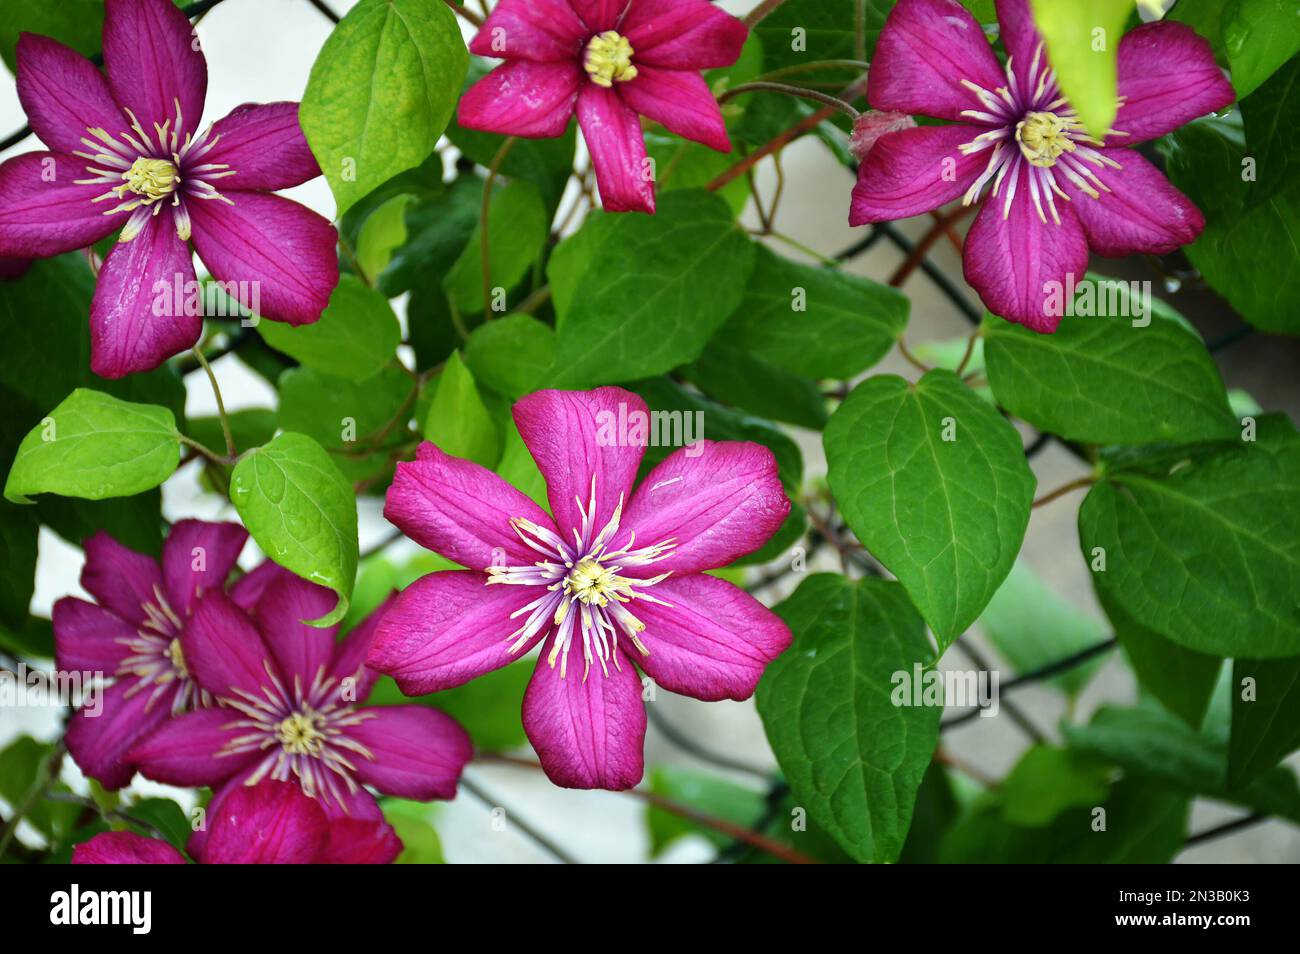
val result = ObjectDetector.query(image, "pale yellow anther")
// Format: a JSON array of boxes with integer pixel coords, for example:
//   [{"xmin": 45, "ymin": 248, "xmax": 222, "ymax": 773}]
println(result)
[
  {"xmin": 276, "ymin": 710, "xmax": 327, "ymax": 756},
  {"xmin": 119, "ymin": 157, "xmax": 181, "ymax": 204},
  {"xmin": 584, "ymin": 30, "xmax": 638, "ymax": 88},
  {"xmin": 167, "ymin": 637, "xmax": 188, "ymax": 677},
  {"xmin": 1015, "ymin": 111, "xmax": 1076, "ymax": 168},
  {"xmin": 563, "ymin": 557, "xmax": 620, "ymax": 606}
]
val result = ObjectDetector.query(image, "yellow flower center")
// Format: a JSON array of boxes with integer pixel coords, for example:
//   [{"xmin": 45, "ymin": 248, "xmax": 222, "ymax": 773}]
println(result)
[
  {"xmin": 167, "ymin": 637, "xmax": 188, "ymax": 677},
  {"xmin": 562, "ymin": 557, "xmax": 621, "ymax": 607},
  {"xmin": 121, "ymin": 157, "xmax": 180, "ymax": 204},
  {"xmin": 584, "ymin": 31, "xmax": 638, "ymax": 88},
  {"xmin": 276, "ymin": 710, "xmax": 327, "ymax": 756},
  {"xmin": 1015, "ymin": 111, "xmax": 1075, "ymax": 168}
]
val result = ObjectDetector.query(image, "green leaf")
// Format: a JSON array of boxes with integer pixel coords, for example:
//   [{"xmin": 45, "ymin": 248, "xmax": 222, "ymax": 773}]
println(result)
[
  {"xmin": 753, "ymin": 0, "xmax": 893, "ymax": 74},
  {"xmin": 644, "ymin": 767, "xmax": 768, "ymax": 858},
  {"xmin": 463, "ymin": 315, "xmax": 557, "ymax": 400},
  {"xmin": 230, "ymin": 432, "xmax": 358, "ymax": 627},
  {"xmin": 257, "ymin": 276, "xmax": 400, "ymax": 381},
  {"xmin": 0, "ymin": 0, "xmax": 102, "ymax": 73},
  {"xmin": 443, "ymin": 180, "xmax": 549, "ymax": 315},
  {"xmin": 756, "ymin": 575, "xmax": 941, "ymax": 863},
  {"xmin": 717, "ymin": 246, "xmax": 908, "ymax": 380},
  {"xmin": 0, "ymin": 615, "xmax": 54, "ymax": 660},
  {"xmin": 1030, "ymin": 0, "xmax": 1135, "ymax": 138},
  {"xmin": 1065, "ymin": 702, "xmax": 1300, "ymax": 823},
  {"xmin": 1162, "ymin": 116, "xmax": 1300, "ymax": 334},
  {"xmin": 978, "ymin": 561, "xmax": 1109, "ymax": 696},
  {"xmin": 1223, "ymin": 0, "xmax": 1300, "ymax": 98},
  {"xmin": 645, "ymin": 134, "xmax": 751, "ymax": 216},
  {"xmin": 124, "ymin": 798, "xmax": 192, "ymax": 851},
  {"xmin": 496, "ymin": 419, "xmax": 549, "ymax": 510},
  {"xmin": 382, "ymin": 800, "xmax": 446, "ymax": 864},
  {"xmin": 1240, "ymin": 55, "xmax": 1300, "ymax": 207},
  {"xmin": 940, "ymin": 779, "xmax": 1189, "ymax": 863},
  {"xmin": 1101, "ymin": 587, "xmax": 1221, "ymax": 728},
  {"xmin": 5, "ymin": 390, "xmax": 179, "ymax": 503},
  {"xmin": 301, "ymin": 0, "xmax": 468, "ymax": 217},
  {"xmin": 999, "ymin": 746, "xmax": 1112, "ymax": 827},
  {"xmin": 278, "ymin": 365, "xmax": 411, "ymax": 451},
  {"xmin": 423, "ymin": 352, "xmax": 499, "ymax": 468},
  {"xmin": 355, "ymin": 194, "xmax": 415, "ymax": 283},
  {"xmin": 982, "ymin": 289, "xmax": 1236, "ymax": 445},
  {"xmin": 1229, "ymin": 656, "xmax": 1300, "ymax": 788},
  {"xmin": 825, "ymin": 370, "xmax": 1036, "ymax": 646},
  {"xmin": 379, "ymin": 175, "xmax": 482, "ymax": 298},
  {"xmin": 0, "ymin": 505, "xmax": 38, "ymax": 626},
  {"xmin": 0, "ymin": 737, "xmax": 78, "ymax": 842},
  {"xmin": 683, "ymin": 340, "xmax": 828, "ymax": 430},
  {"xmin": 1079, "ymin": 421, "xmax": 1300, "ymax": 658},
  {"xmin": 548, "ymin": 191, "xmax": 756, "ymax": 386}
]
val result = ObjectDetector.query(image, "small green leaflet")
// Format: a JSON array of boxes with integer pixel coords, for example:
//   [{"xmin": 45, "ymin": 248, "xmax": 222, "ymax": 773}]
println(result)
[
  {"xmin": 1030, "ymin": 0, "xmax": 1135, "ymax": 139},
  {"xmin": 825, "ymin": 370, "xmax": 1036, "ymax": 646},
  {"xmin": 258, "ymin": 276, "xmax": 401, "ymax": 381},
  {"xmin": 230, "ymin": 432, "xmax": 358, "ymax": 627},
  {"xmin": 756, "ymin": 575, "xmax": 941, "ymax": 863}
]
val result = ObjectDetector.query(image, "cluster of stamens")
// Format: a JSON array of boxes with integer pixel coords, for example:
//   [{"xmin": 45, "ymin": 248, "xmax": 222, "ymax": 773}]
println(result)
[
  {"xmin": 217, "ymin": 661, "xmax": 376, "ymax": 811},
  {"xmin": 584, "ymin": 30, "xmax": 638, "ymax": 87},
  {"xmin": 115, "ymin": 585, "xmax": 209, "ymax": 716},
  {"xmin": 956, "ymin": 43, "xmax": 1127, "ymax": 225},
  {"xmin": 487, "ymin": 476, "xmax": 675, "ymax": 680},
  {"xmin": 72, "ymin": 97, "xmax": 236, "ymax": 242}
]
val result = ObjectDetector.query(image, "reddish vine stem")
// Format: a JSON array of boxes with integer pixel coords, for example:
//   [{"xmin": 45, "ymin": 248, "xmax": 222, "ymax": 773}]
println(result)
[
  {"xmin": 443, "ymin": 1, "xmax": 484, "ymax": 28},
  {"xmin": 888, "ymin": 204, "xmax": 977, "ymax": 287},
  {"xmin": 706, "ymin": 101, "xmax": 842, "ymax": 192},
  {"xmin": 1033, "ymin": 476, "xmax": 1096, "ymax": 508}
]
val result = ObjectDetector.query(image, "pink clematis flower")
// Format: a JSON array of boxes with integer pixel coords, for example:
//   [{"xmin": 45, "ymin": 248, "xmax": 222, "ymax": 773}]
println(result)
[
  {"xmin": 54, "ymin": 520, "xmax": 249, "ymax": 790},
  {"xmin": 457, "ymin": 0, "xmax": 748, "ymax": 213},
  {"xmin": 848, "ymin": 0, "xmax": 1234, "ymax": 331},
  {"xmin": 73, "ymin": 780, "xmax": 401, "ymax": 864},
  {"xmin": 367, "ymin": 387, "xmax": 793, "ymax": 790},
  {"xmin": 0, "ymin": 0, "xmax": 338, "ymax": 377},
  {"xmin": 127, "ymin": 568, "xmax": 472, "ymax": 861}
]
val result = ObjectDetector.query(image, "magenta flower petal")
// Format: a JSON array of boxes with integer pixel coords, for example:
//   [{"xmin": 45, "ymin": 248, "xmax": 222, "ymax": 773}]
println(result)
[
  {"xmin": 160, "ymin": 519, "xmax": 247, "ymax": 617},
  {"xmin": 522, "ymin": 632, "xmax": 647, "ymax": 790},
  {"xmin": 199, "ymin": 102, "xmax": 321, "ymax": 192},
  {"xmin": 52, "ymin": 597, "xmax": 137, "ymax": 674},
  {"xmin": 73, "ymin": 831, "xmax": 187, "ymax": 864},
  {"xmin": 619, "ymin": 441, "xmax": 790, "ymax": 576},
  {"xmin": 15, "ymin": 34, "xmax": 122, "ymax": 156},
  {"xmin": 994, "ymin": 0, "xmax": 1040, "ymax": 88},
  {"xmin": 79, "ymin": 530, "xmax": 164, "ymax": 627},
  {"xmin": 180, "ymin": 590, "xmax": 277, "ymax": 699},
  {"xmin": 513, "ymin": 387, "xmax": 646, "ymax": 544},
  {"xmin": 0, "ymin": 152, "xmax": 120, "ymax": 258},
  {"xmin": 318, "ymin": 818, "xmax": 403, "ymax": 865},
  {"xmin": 1062, "ymin": 148, "xmax": 1204, "ymax": 257},
  {"xmin": 620, "ymin": 0, "xmax": 748, "ymax": 71},
  {"xmin": 1112, "ymin": 22, "xmax": 1235, "ymax": 144},
  {"xmin": 470, "ymin": 0, "xmax": 588, "ymax": 61},
  {"xmin": 632, "ymin": 574, "xmax": 792, "ymax": 702},
  {"xmin": 867, "ymin": 0, "xmax": 1006, "ymax": 122},
  {"xmin": 102, "ymin": 0, "xmax": 207, "ymax": 138},
  {"xmin": 385, "ymin": 444, "xmax": 559, "ymax": 571},
  {"xmin": 618, "ymin": 66, "xmax": 730, "ymax": 152},
  {"xmin": 369, "ymin": 570, "xmax": 547, "ymax": 694},
  {"xmin": 849, "ymin": 124, "xmax": 987, "ymax": 226},
  {"xmin": 129, "ymin": 707, "xmax": 261, "ymax": 787},
  {"xmin": 65, "ymin": 678, "xmax": 173, "ymax": 789},
  {"xmin": 456, "ymin": 61, "xmax": 583, "ymax": 138},
  {"xmin": 244, "ymin": 572, "xmax": 339, "ymax": 687},
  {"xmin": 188, "ymin": 190, "xmax": 337, "ymax": 326},
  {"xmin": 569, "ymin": 0, "xmax": 625, "ymax": 33},
  {"xmin": 329, "ymin": 593, "xmax": 394, "ymax": 704},
  {"xmin": 227, "ymin": 560, "xmax": 284, "ymax": 610},
  {"xmin": 962, "ymin": 165, "xmax": 1089, "ymax": 332},
  {"xmin": 90, "ymin": 209, "xmax": 201, "ymax": 379},
  {"xmin": 577, "ymin": 84, "xmax": 656, "ymax": 213},
  {"xmin": 203, "ymin": 781, "xmax": 327, "ymax": 865},
  {"xmin": 345, "ymin": 705, "xmax": 473, "ymax": 801}
]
